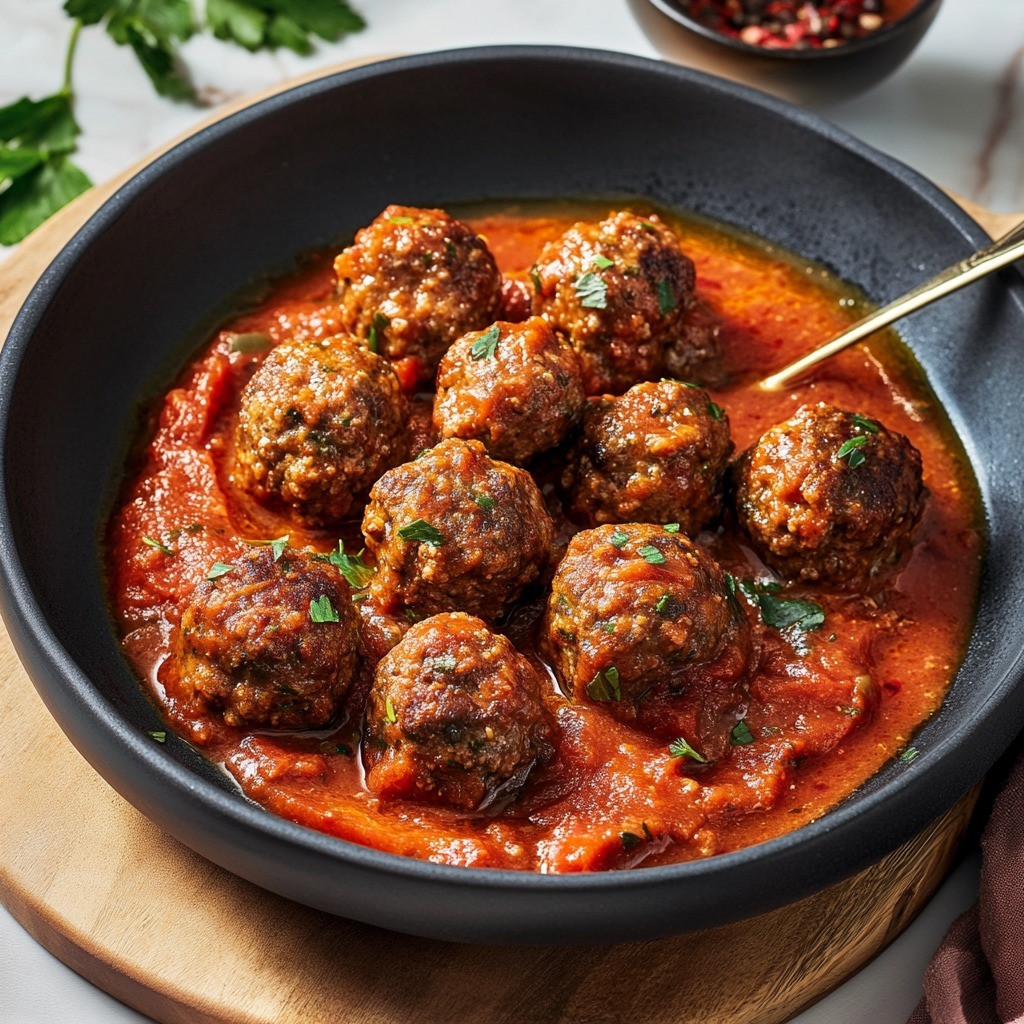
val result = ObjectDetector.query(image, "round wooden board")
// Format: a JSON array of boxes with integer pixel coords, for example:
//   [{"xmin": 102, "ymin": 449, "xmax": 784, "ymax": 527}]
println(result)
[{"xmin": 0, "ymin": 57, "xmax": 1013, "ymax": 1024}]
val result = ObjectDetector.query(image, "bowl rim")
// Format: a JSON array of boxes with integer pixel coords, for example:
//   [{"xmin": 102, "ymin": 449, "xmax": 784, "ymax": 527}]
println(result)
[
  {"xmin": 645, "ymin": 0, "xmax": 943, "ymax": 62},
  {"xmin": 0, "ymin": 44, "xmax": 1019, "ymax": 932}
]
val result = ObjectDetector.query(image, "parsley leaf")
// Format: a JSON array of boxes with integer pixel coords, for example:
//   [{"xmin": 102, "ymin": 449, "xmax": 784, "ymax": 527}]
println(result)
[
  {"xmin": 837, "ymin": 435, "xmax": 868, "ymax": 467},
  {"xmin": 385, "ymin": 696, "xmax": 398, "ymax": 723},
  {"xmin": 472, "ymin": 493, "xmax": 496, "ymax": 512},
  {"xmin": 609, "ymin": 529, "xmax": 629, "ymax": 549},
  {"xmin": 592, "ymin": 254, "xmax": 614, "ymax": 269},
  {"xmin": 737, "ymin": 578, "xmax": 825, "ymax": 634},
  {"xmin": 668, "ymin": 736, "xmax": 707, "ymax": 763},
  {"xmin": 0, "ymin": 156, "xmax": 91, "ymax": 245},
  {"xmin": 586, "ymin": 666, "xmax": 621, "ymax": 702},
  {"xmin": 147, "ymin": 729, "xmax": 167, "ymax": 743},
  {"xmin": 253, "ymin": 534, "xmax": 289, "ymax": 560},
  {"xmin": 470, "ymin": 323, "xmax": 500, "ymax": 360},
  {"xmin": 707, "ymin": 400, "xmax": 726, "ymax": 421},
  {"xmin": 328, "ymin": 543, "xmax": 375, "ymax": 589},
  {"xmin": 309, "ymin": 594, "xmax": 339, "ymax": 623},
  {"xmin": 141, "ymin": 535, "xmax": 174, "ymax": 556},
  {"xmin": 398, "ymin": 519, "xmax": 444, "ymax": 547},
  {"xmin": 206, "ymin": 561, "xmax": 234, "ymax": 580},
  {"xmin": 663, "ymin": 523, "xmax": 680, "ymax": 533},
  {"xmin": 574, "ymin": 271, "xmax": 608, "ymax": 309},
  {"xmin": 620, "ymin": 831, "xmax": 643, "ymax": 851},
  {"xmin": 852, "ymin": 413, "xmax": 879, "ymax": 435},
  {"xmin": 366, "ymin": 311, "xmax": 389, "ymax": 354},
  {"xmin": 656, "ymin": 278, "xmax": 675, "ymax": 316},
  {"xmin": 638, "ymin": 545, "xmax": 666, "ymax": 565},
  {"xmin": 730, "ymin": 720, "xmax": 755, "ymax": 745},
  {"xmin": 900, "ymin": 746, "xmax": 919, "ymax": 763},
  {"xmin": 207, "ymin": 0, "xmax": 365, "ymax": 55}
]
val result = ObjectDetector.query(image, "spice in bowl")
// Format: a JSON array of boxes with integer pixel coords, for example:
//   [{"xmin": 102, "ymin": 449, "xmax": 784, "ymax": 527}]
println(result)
[{"xmin": 681, "ymin": 0, "xmax": 920, "ymax": 50}]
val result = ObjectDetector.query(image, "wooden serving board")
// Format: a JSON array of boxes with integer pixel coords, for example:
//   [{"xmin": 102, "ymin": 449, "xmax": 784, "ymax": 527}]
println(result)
[{"xmin": 0, "ymin": 57, "xmax": 1015, "ymax": 1024}]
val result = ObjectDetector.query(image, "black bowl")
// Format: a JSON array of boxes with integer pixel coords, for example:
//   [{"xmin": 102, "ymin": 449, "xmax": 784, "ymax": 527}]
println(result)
[
  {"xmin": 1, "ymin": 47, "xmax": 1022, "ymax": 946},
  {"xmin": 638, "ymin": 0, "xmax": 944, "ymax": 105}
]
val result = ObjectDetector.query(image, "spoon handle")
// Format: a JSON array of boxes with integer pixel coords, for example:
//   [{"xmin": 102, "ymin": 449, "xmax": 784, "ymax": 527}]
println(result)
[{"xmin": 759, "ymin": 219, "xmax": 1024, "ymax": 391}]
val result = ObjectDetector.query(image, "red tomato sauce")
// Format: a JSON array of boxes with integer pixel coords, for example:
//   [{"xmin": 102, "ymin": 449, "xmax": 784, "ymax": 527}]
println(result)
[{"xmin": 106, "ymin": 202, "xmax": 983, "ymax": 871}]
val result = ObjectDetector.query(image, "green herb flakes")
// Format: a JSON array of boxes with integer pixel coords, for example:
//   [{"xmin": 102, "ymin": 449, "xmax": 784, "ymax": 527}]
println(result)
[
  {"xmin": 656, "ymin": 278, "xmax": 675, "ymax": 316},
  {"xmin": 900, "ymin": 746, "xmax": 920, "ymax": 763},
  {"xmin": 529, "ymin": 266, "xmax": 542, "ymax": 292},
  {"xmin": 737, "ymin": 578, "xmax": 825, "ymax": 634},
  {"xmin": 398, "ymin": 519, "xmax": 444, "ymax": 547},
  {"xmin": 472, "ymin": 493, "xmax": 496, "ymax": 511},
  {"xmin": 329, "ymin": 543, "xmax": 375, "ymax": 589},
  {"xmin": 592, "ymin": 254, "xmax": 614, "ymax": 269},
  {"xmin": 852, "ymin": 413, "xmax": 879, "ymax": 434},
  {"xmin": 609, "ymin": 529, "xmax": 629, "ymax": 549},
  {"xmin": 620, "ymin": 831, "xmax": 643, "ymax": 851},
  {"xmin": 141, "ymin": 536, "xmax": 174, "ymax": 556},
  {"xmin": 385, "ymin": 697, "xmax": 398, "ymax": 723},
  {"xmin": 147, "ymin": 730, "xmax": 167, "ymax": 743},
  {"xmin": 655, "ymin": 593, "xmax": 674, "ymax": 615},
  {"xmin": 730, "ymin": 720, "xmax": 755, "ymax": 746},
  {"xmin": 309, "ymin": 595, "xmax": 339, "ymax": 623},
  {"xmin": 663, "ymin": 522, "xmax": 681, "ymax": 533},
  {"xmin": 367, "ymin": 311, "xmax": 389, "ymax": 353},
  {"xmin": 837, "ymin": 435, "xmax": 868, "ymax": 467},
  {"xmin": 668, "ymin": 736, "xmax": 707, "ymax": 763},
  {"xmin": 470, "ymin": 323, "xmax": 500, "ymax": 360},
  {"xmin": 707, "ymin": 401, "xmax": 726, "ymax": 421},
  {"xmin": 602, "ymin": 620, "xmax": 616, "ymax": 634},
  {"xmin": 587, "ymin": 666, "xmax": 621, "ymax": 702},
  {"xmin": 638, "ymin": 545, "xmax": 666, "ymax": 565},
  {"xmin": 206, "ymin": 561, "xmax": 234, "ymax": 580},
  {"xmin": 386, "ymin": 215, "xmax": 415, "ymax": 224},
  {"xmin": 574, "ymin": 271, "xmax": 608, "ymax": 309},
  {"xmin": 252, "ymin": 534, "xmax": 289, "ymax": 561}
]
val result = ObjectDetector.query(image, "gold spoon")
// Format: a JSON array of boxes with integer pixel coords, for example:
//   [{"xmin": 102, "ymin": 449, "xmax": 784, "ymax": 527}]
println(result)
[{"xmin": 759, "ymin": 218, "xmax": 1024, "ymax": 391}]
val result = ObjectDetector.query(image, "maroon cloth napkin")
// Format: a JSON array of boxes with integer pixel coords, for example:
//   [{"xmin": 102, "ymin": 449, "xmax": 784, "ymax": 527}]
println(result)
[{"xmin": 910, "ymin": 751, "xmax": 1024, "ymax": 1024}]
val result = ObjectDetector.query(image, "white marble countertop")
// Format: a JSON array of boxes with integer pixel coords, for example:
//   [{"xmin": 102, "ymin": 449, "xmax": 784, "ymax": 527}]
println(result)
[{"xmin": 1, "ymin": 0, "xmax": 1020, "ymax": 1021}]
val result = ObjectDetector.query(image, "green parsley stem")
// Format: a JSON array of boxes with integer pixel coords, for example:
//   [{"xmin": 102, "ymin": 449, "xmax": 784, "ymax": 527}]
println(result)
[{"xmin": 63, "ymin": 20, "xmax": 83, "ymax": 96}]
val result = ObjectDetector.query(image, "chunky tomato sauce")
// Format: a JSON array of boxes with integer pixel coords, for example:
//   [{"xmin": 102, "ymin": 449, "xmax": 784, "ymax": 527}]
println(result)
[{"xmin": 107, "ymin": 202, "xmax": 982, "ymax": 871}]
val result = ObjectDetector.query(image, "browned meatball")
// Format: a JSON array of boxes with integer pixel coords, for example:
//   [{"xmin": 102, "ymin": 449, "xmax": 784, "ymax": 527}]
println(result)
[
  {"xmin": 334, "ymin": 205, "xmax": 502, "ymax": 379},
  {"xmin": 566, "ymin": 380, "xmax": 732, "ymax": 534},
  {"xmin": 433, "ymin": 317, "xmax": 585, "ymax": 465},
  {"xmin": 234, "ymin": 335, "xmax": 408, "ymax": 525},
  {"xmin": 543, "ymin": 524, "xmax": 748, "ymax": 705},
  {"xmin": 362, "ymin": 438, "xmax": 554, "ymax": 622},
  {"xmin": 733, "ymin": 403, "xmax": 926, "ymax": 583},
  {"xmin": 531, "ymin": 211, "xmax": 696, "ymax": 395},
  {"xmin": 364, "ymin": 612, "xmax": 554, "ymax": 809},
  {"xmin": 176, "ymin": 548, "xmax": 359, "ymax": 729}
]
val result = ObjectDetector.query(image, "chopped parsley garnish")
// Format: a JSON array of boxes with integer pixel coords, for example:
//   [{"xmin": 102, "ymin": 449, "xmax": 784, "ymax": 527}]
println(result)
[
  {"xmin": 351, "ymin": 592, "xmax": 368, "ymax": 603},
  {"xmin": 668, "ymin": 736, "xmax": 707, "ymax": 763},
  {"xmin": 900, "ymin": 746, "xmax": 920, "ymax": 763},
  {"xmin": 147, "ymin": 730, "xmax": 167, "ymax": 743},
  {"xmin": 367, "ymin": 311, "xmax": 389, "ymax": 354},
  {"xmin": 226, "ymin": 331, "xmax": 272, "ymax": 353},
  {"xmin": 403, "ymin": 607, "xmax": 424, "ymax": 623},
  {"xmin": 472, "ymin": 493, "xmax": 496, "ymax": 512},
  {"xmin": 609, "ymin": 529, "xmax": 629, "ymax": 549},
  {"xmin": 385, "ymin": 697, "xmax": 398, "ymax": 723},
  {"xmin": 206, "ymin": 561, "xmax": 234, "ymax": 580},
  {"xmin": 309, "ymin": 595, "xmax": 339, "ymax": 623},
  {"xmin": 602, "ymin": 619, "xmax": 616, "ymax": 634},
  {"xmin": 656, "ymin": 278, "xmax": 675, "ymax": 316},
  {"xmin": 655, "ymin": 593, "xmax": 680, "ymax": 618},
  {"xmin": 663, "ymin": 522, "xmax": 681, "ymax": 534},
  {"xmin": 837, "ymin": 434, "xmax": 868, "ymax": 467},
  {"xmin": 730, "ymin": 720, "xmax": 755, "ymax": 746},
  {"xmin": 141, "ymin": 536, "xmax": 174, "ymax": 556},
  {"xmin": 386, "ymin": 215, "xmax": 414, "ymax": 224},
  {"xmin": 470, "ymin": 323, "xmax": 500, "ymax": 360},
  {"xmin": 620, "ymin": 831, "xmax": 643, "ymax": 851},
  {"xmin": 737, "ymin": 578, "xmax": 825, "ymax": 634},
  {"xmin": 329, "ymin": 543, "xmax": 375, "ymax": 589},
  {"xmin": 574, "ymin": 271, "xmax": 608, "ymax": 309},
  {"xmin": 586, "ymin": 666, "xmax": 621, "ymax": 702},
  {"xmin": 592, "ymin": 254, "xmax": 614, "ymax": 269},
  {"xmin": 852, "ymin": 413, "xmax": 879, "ymax": 434},
  {"xmin": 431, "ymin": 654, "xmax": 457, "ymax": 673},
  {"xmin": 398, "ymin": 519, "xmax": 444, "ymax": 547},
  {"xmin": 529, "ymin": 266, "xmax": 542, "ymax": 292},
  {"xmin": 253, "ymin": 534, "xmax": 289, "ymax": 561},
  {"xmin": 638, "ymin": 545, "xmax": 666, "ymax": 565},
  {"xmin": 707, "ymin": 400, "xmax": 726, "ymax": 421}
]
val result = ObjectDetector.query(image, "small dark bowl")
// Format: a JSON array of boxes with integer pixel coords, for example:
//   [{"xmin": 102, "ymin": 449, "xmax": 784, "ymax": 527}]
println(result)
[
  {"xmin": 2, "ymin": 47, "xmax": 1023, "ymax": 946},
  {"xmin": 640, "ymin": 0, "xmax": 944, "ymax": 105}
]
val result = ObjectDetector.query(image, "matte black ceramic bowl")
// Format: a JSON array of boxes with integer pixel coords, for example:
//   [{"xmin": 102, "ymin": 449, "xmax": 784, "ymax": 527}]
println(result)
[
  {"xmin": 640, "ymin": 0, "xmax": 944, "ymax": 105},
  {"xmin": 2, "ymin": 47, "xmax": 1023, "ymax": 946}
]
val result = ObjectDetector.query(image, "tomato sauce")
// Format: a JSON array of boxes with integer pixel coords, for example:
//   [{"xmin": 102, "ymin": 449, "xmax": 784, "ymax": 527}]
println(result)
[{"xmin": 106, "ymin": 202, "xmax": 983, "ymax": 872}]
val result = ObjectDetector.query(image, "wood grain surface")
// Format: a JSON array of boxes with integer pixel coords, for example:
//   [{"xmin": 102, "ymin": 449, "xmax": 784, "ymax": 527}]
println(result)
[{"xmin": 0, "ymin": 58, "xmax": 1013, "ymax": 1024}]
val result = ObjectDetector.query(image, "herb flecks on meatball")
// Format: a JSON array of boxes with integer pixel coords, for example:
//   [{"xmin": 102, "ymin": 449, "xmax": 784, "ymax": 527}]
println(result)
[
  {"xmin": 334, "ymin": 205, "xmax": 502, "ymax": 381},
  {"xmin": 364, "ymin": 612, "xmax": 555, "ymax": 810},
  {"xmin": 733, "ymin": 402, "xmax": 926, "ymax": 584},
  {"xmin": 176, "ymin": 547, "xmax": 359, "ymax": 731},
  {"xmin": 362, "ymin": 438, "xmax": 555, "ymax": 622},
  {"xmin": 433, "ymin": 316, "xmax": 585, "ymax": 465},
  {"xmin": 531, "ymin": 211, "xmax": 696, "ymax": 395},
  {"xmin": 543, "ymin": 524, "xmax": 748, "ymax": 705},
  {"xmin": 234, "ymin": 334, "xmax": 408, "ymax": 525},
  {"xmin": 566, "ymin": 380, "xmax": 732, "ymax": 534}
]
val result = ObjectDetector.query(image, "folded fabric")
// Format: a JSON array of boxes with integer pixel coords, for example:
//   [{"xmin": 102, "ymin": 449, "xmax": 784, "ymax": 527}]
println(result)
[{"xmin": 910, "ymin": 751, "xmax": 1024, "ymax": 1024}]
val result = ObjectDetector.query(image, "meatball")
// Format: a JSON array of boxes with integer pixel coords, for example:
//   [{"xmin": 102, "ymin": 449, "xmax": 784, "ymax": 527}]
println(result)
[
  {"xmin": 733, "ymin": 402, "xmax": 926, "ymax": 583},
  {"xmin": 364, "ymin": 612, "xmax": 554, "ymax": 809},
  {"xmin": 334, "ymin": 205, "xmax": 502, "ymax": 379},
  {"xmin": 176, "ymin": 547, "xmax": 359, "ymax": 730},
  {"xmin": 363, "ymin": 438, "xmax": 554, "ymax": 622},
  {"xmin": 234, "ymin": 335, "xmax": 408, "ymax": 525},
  {"xmin": 566, "ymin": 380, "xmax": 732, "ymax": 534},
  {"xmin": 433, "ymin": 316, "xmax": 586, "ymax": 465},
  {"xmin": 543, "ymin": 524, "xmax": 748, "ymax": 704},
  {"xmin": 531, "ymin": 211, "xmax": 696, "ymax": 395}
]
